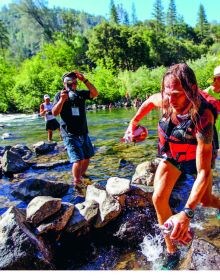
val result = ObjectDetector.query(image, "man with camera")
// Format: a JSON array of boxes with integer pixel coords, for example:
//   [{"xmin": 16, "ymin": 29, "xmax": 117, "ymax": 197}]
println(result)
[
  {"xmin": 52, "ymin": 71, "xmax": 99, "ymax": 190},
  {"xmin": 39, "ymin": 94, "xmax": 61, "ymax": 141}
]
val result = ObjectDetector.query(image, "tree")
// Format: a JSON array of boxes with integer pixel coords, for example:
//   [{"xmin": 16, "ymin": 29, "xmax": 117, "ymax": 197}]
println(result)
[
  {"xmin": 166, "ymin": 0, "xmax": 177, "ymax": 36},
  {"xmin": 17, "ymin": 0, "xmax": 60, "ymax": 42},
  {"xmin": 152, "ymin": 0, "xmax": 165, "ymax": 34},
  {"xmin": 131, "ymin": 2, "xmax": 138, "ymax": 25},
  {"xmin": 0, "ymin": 20, "xmax": 9, "ymax": 59},
  {"xmin": 109, "ymin": 0, "xmax": 119, "ymax": 24},
  {"xmin": 196, "ymin": 4, "xmax": 209, "ymax": 39}
]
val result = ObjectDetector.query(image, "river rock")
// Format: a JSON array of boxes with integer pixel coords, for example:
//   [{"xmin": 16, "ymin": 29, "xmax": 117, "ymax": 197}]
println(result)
[
  {"xmin": 129, "ymin": 185, "xmax": 154, "ymax": 205},
  {"xmin": 0, "ymin": 207, "xmax": 53, "ymax": 270},
  {"xmin": 32, "ymin": 159, "xmax": 70, "ymax": 170},
  {"xmin": 107, "ymin": 208, "xmax": 150, "ymax": 245},
  {"xmin": 96, "ymin": 146, "xmax": 113, "ymax": 154},
  {"xmin": 131, "ymin": 159, "xmax": 160, "ymax": 186},
  {"xmin": 65, "ymin": 200, "xmax": 99, "ymax": 233},
  {"xmin": 180, "ymin": 238, "xmax": 220, "ymax": 270},
  {"xmin": 1, "ymin": 150, "xmax": 30, "ymax": 174},
  {"xmin": 86, "ymin": 184, "xmax": 122, "ymax": 228},
  {"xmin": 32, "ymin": 141, "xmax": 57, "ymax": 155},
  {"xmin": 11, "ymin": 178, "xmax": 70, "ymax": 203},
  {"xmin": 37, "ymin": 202, "xmax": 74, "ymax": 234},
  {"xmin": 26, "ymin": 196, "xmax": 62, "ymax": 225},
  {"xmin": 106, "ymin": 177, "xmax": 131, "ymax": 196},
  {"xmin": 10, "ymin": 144, "xmax": 33, "ymax": 160},
  {"xmin": 0, "ymin": 145, "xmax": 11, "ymax": 156}
]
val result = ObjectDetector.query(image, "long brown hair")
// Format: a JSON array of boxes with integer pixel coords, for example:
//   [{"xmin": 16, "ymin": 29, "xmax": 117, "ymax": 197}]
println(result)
[{"xmin": 161, "ymin": 63, "xmax": 201, "ymax": 124}]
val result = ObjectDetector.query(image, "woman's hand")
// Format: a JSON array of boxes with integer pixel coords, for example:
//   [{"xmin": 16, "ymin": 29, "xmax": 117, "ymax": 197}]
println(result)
[{"xmin": 166, "ymin": 212, "xmax": 191, "ymax": 244}]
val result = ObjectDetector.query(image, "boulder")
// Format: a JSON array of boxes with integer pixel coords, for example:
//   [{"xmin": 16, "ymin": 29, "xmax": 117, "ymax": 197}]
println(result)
[
  {"xmin": 107, "ymin": 208, "xmax": 150, "ymax": 245},
  {"xmin": 11, "ymin": 178, "xmax": 70, "ymax": 203},
  {"xmin": 129, "ymin": 185, "xmax": 154, "ymax": 205},
  {"xmin": 10, "ymin": 144, "xmax": 33, "ymax": 160},
  {"xmin": 0, "ymin": 145, "xmax": 11, "ymax": 156},
  {"xmin": 180, "ymin": 238, "xmax": 220, "ymax": 270},
  {"xmin": 26, "ymin": 196, "xmax": 62, "ymax": 225},
  {"xmin": 1, "ymin": 150, "xmax": 30, "ymax": 174},
  {"xmin": 131, "ymin": 159, "xmax": 160, "ymax": 186},
  {"xmin": 32, "ymin": 160, "xmax": 70, "ymax": 170},
  {"xmin": 65, "ymin": 200, "xmax": 99, "ymax": 233},
  {"xmin": 32, "ymin": 141, "xmax": 57, "ymax": 155},
  {"xmin": 86, "ymin": 184, "xmax": 122, "ymax": 228},
  {"xmin": 37, "ymin": 202, "xmax": 74, "ymax": 234},
  {"xmin": 0, "ymin": 207, "xmax": 53, "ymax": 270},
  {"xmin": 106, "ymin": 177, "xmax": 130, "ymax": 196}
]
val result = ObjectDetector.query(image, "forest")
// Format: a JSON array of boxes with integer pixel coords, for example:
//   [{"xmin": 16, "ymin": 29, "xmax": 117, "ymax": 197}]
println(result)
[{"xmin": 0, "ymin": 0, "xmax": 220, "ymax": 113}]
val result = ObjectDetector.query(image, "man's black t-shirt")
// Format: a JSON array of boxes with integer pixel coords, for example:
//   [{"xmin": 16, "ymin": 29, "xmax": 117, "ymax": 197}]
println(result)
[{"xmin": 53, "ymin": 90, "xmax": 91, "ymax": 136}]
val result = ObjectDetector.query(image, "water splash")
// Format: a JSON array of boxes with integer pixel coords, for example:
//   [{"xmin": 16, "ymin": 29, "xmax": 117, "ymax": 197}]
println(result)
[{"xmin": 140, "ymin": 232, "xmax": 164, "ymax": 269}]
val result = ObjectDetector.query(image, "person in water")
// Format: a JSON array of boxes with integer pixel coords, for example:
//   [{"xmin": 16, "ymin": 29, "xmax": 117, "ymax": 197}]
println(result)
[
  {"xmin": 126, "ymin": 63, "xmax": 220, "ymax": 269},
  {"xmin": 52, "ymin": 71, "xmax": 98, "ymax": 192},
  {"xmin": 39, "ymin": 94, "xmax": 61, "ymax": 141}
]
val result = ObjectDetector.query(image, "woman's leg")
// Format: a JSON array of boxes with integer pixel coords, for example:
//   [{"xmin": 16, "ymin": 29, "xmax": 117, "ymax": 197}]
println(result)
[{"xmin": 153, "ymin": 159, "xmax": 181, "ymax": 253}]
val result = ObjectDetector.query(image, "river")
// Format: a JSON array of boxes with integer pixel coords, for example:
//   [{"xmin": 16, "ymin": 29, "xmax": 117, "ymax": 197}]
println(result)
[{"xmin": 0, "ymin": 108, "xmax": 219, "ymax": 270}]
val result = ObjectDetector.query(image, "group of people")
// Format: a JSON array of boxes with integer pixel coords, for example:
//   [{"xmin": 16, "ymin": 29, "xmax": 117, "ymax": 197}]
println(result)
[{"xmin": 39, "ymin": 64, "xmax": 220, "ymax": 270}]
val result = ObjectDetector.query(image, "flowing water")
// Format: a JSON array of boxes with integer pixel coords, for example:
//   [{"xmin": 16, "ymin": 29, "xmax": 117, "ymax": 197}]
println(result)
[{"xmin": 0, "ymin": 109, "xmax": 219, "ymax": 270}]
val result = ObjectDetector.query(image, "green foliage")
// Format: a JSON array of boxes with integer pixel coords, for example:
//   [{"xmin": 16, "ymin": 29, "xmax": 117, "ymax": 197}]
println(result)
[
  {"xmin": 0, "ymin": 57, "xmax": 17, "ymax": 112},
  {"xmin": 118, "ymin": 66, "xmax": 166, "ymax": 100},
  {"xmin": 188, "ymin": 54, "xmax": 220, "ymax": 90}
]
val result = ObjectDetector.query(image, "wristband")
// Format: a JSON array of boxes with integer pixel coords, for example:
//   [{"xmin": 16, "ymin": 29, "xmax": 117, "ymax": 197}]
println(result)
[{"xmin": 84, "ymin": 79, "xmax": 88, "ymax": 83}]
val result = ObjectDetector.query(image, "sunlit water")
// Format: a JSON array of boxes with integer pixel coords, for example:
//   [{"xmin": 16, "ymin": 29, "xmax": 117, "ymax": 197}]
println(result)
[{"xmin": 0, "ymin": 109, "xmax": 219, "ymax": 270}]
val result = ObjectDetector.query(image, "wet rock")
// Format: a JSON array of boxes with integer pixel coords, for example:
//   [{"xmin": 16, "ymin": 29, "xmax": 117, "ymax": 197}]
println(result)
[
  {"xmin": 180, "ymin": 238, "xmax": 220, "ymax": 270},
  {"xmin": 125, "ymin": 195, "xmax": 148, "ymax": 208},
  {"xmin": 32, "ymin": 141, "xmax": 57, "ymax": 155},
  {"xmin": 96, "ymin": 146, "xmax": 113, "ymax": 154},
  {"xmin": 26, "ymin": 196, "xmax": 62, "ymax": 225},
  {"xmin": 37, "ymin": 202, "xmax": 74, "ymax": 234},
  {"xmin": 1, "ymin": 150, "xmax": 30, "ymax": 174},
  {"xmin": 106, "ymin": 177, "xmax": 131, "ymax": 196},
  {"xmin": 0, "ymin": 207, "xmax": 54, "ymax": 270},
  {"xmin": 10, "ymin": 144, "xmax": 33, "ymax": 160},
  {"xmin": 0, "ymin": 145, "xmax": 11, "ymax": 156},
  {"xmin": 131, "ymin": 159, "xmax": 160, "ymax": 186},
  {"xmin": 118, "ymin": 158, "xmax": 127, "ymax": 168},
  {"xmin": 65, "ymin": 200, "xmax": 99, "ymax": 233},
  {"xmin": 129, "ymin": 185, "xmax": 154, "ymax": 205},
  {"xmin": 108, "ymin": 208, "xmax": 150, "ymax": 245},
  {"xmin": 86, "ymin": 184, "xmax": 121, "ymax": 228},
  {"xmin": 1, "ymin": 132, "xmax": 12, "ymax": 140},
  {"xmin": 11, "ymin": 178, "xmax": 70, "ymax": 203},
  {"xmin": 32, "ymin": 159, "xmax": 70, "ymax": 170}
]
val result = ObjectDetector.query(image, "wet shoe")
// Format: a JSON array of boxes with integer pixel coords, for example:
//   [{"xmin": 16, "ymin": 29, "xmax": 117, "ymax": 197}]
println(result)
[{"xmin": 160, "ymin": 250, "xmax": 181, "ymax": 270}]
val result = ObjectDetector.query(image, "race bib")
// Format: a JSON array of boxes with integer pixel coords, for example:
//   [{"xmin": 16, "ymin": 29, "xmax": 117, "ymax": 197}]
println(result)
[{"xmin": 71, "ymin": 107, "xmax": 80, "ymax": 116}]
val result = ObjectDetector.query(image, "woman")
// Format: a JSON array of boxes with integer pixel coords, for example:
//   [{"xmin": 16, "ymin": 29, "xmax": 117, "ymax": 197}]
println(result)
[{"xmin": 126, "ymin": 63, "xmax": 220, "ymax": 269}]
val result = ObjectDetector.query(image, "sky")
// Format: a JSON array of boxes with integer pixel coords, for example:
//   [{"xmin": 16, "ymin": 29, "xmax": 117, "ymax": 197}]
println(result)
[{"xmin": 0, "ymin": 0, "xmax": 220, "ymax": 27}]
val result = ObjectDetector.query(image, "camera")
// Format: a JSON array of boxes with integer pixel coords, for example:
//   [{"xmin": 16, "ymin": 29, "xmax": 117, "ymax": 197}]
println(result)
[{"xmin": 47, "ymin": 111, "xmax": 52, "ymax": 115}]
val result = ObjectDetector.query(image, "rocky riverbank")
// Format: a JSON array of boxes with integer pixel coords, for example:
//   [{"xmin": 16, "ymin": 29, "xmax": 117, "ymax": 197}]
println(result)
[{"xmin": 0, "ymin": 141, "xmax": 219, "ymax": 270}]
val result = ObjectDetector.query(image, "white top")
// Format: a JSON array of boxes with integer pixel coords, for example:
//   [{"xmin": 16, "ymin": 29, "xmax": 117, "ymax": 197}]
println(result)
[{"xmin": 43, "ymin": 103, "xmax": 55, "ymax": 121}]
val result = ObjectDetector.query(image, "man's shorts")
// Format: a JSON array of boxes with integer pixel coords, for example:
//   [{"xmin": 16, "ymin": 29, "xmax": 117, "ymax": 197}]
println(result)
[
  {"xmin": 46, "ymin": 119, "xmax": 60, "ymax": 131},
  {"xmin": 63, "ymin": 134, "xmax": 94, "ymax": 163}
]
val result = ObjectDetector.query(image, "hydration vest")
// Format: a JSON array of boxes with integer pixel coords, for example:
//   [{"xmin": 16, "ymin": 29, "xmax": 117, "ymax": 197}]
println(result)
[{"xmin": 158, "ymin": 98, "xmax": 217, "ymax": 163}]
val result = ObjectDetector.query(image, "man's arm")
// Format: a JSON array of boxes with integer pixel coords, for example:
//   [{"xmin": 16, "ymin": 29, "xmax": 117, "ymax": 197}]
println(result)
[
  {"xmin": 52, "ymin": 91, "xmax": 68, "ymax": 116},
  {"xmin": 39, "ymin": 104, "xmax": 46, "ymax": 116},
  {"xmin": 169, "ymin": 109, "xmax": 214, "ymax": 242},
  {"xmin": 75, "ymin": 71, "xmax": 99, "ymax": 98}
]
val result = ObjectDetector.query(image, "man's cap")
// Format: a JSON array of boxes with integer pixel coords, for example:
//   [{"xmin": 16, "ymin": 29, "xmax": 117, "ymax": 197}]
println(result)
[
  {"xmin": 62, "ymin": 72, "xmax": 77, "ymax": 82},
  {"xmin": 214, "ymin": 66, "xmax": 220, "ymax": 78},
  {"xmin": 44, "ymin": 94, "xmax": 50, "ymax": 100}
]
